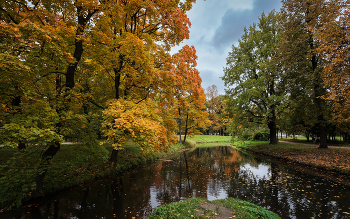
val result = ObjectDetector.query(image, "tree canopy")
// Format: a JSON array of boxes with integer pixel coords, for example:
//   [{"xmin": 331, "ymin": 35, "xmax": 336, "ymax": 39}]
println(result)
[
  {"xmin": 0, "ymin": 0, "xmax": 211, "ymax": 206},
  {"xmin": 222, "ymin": 11, "xmax": 282, "ymax": 144}
]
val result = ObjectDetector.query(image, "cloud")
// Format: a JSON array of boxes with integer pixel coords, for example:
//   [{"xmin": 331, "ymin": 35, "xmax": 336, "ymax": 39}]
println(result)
[
  {"xmin": 172, "ymin": 0, "xmax": 282, "ymax": 95},
  {"xmin": 211, "ymin": 0, "xmax": 282, "ymax": 50},
  {"xmin": 200, "ymin": 69, "xmax": 226, "ymax": 95}
]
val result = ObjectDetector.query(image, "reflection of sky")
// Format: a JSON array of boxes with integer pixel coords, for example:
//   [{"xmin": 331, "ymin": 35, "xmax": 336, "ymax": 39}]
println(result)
[
  {"xmin": 149, "ymin": 186, "xmax": 159, "ymax": 209},
  {"xmin": 241, "ymin": 163, "xmax": 270, "ymax": 179},
  {"xmin": 207, "ymin": 179, "xmax": 229, "ymax": 201}
]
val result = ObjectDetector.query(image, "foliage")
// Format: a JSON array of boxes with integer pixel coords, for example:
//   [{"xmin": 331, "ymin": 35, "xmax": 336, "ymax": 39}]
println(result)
[
  {"xmin": 278, "ymin": 0, "xmax": 331, "ymax": 148},
  {"xmin": 314, "ymin": 0, "xmax": 350, "ymax": 127},
  {"xmin": 102, "ymin": 99, "xmax": 169, "ymax": 155},
  {"xmin": 0, "ymin": 141, "xmax": 189, "ymax": 209},
  {"xmin": 253, "ymin": 129, "xmax": 270, "ymax": 141},
  {"xmin": 172, "ymin": 46, "xmax": 210, "ymax": 143},
  {"xmin": 0, "ymin": 0, "xmax": 206, "ymax": 206},
  {"xmin": 205, "ymin": 85, "xmax": 223, "ymax": 134},
  {"xmin": 222, "ymin": 11, "xmax": 282, "ymax": 144}
]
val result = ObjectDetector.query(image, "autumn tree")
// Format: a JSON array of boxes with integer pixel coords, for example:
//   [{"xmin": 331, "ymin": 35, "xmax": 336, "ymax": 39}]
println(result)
[
  {"xmin": 222, "ymin": 11, "xmax": 282, "ymax": 144},
  {"xmin": 0, "ymin": 0, "xmax": 201, "ymax": 206},
  {"xmin": 171, "ymin": 46, "xmax": 210, "ymax": 143},
  {"xmin": 314, "ymin": 0, "xmax": 350, "ymax": 128},
  {"xmin": 205, "ymin": 85, "xmax": 224, "ymax": 135},
  {"xmin": 90, "ymin": 0, "xmax": 197, "ymax": 162},
  {"xmin": 279, "ymin": 0, "xmax": 332, "ymax": 148},
  {"xmin": 0, "ymin": 0, "xmax": 102, "ymax": 198}
]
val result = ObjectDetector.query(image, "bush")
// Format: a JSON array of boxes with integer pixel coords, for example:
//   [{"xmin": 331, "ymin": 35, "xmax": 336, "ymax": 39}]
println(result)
[{"xmin": 253, "ymin": 129, "xmax": 269, "ymax": 141}]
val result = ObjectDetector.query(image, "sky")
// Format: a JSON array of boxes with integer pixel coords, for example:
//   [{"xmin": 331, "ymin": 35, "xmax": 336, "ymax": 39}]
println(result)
[{"xmin": 172, "ymin": 0, "xmax": 282, "ymax": 94}]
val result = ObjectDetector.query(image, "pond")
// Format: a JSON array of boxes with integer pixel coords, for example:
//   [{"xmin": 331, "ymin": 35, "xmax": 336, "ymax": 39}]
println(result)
[{"xmin": 1, "ymin": 146, "xmax": 350, "ymax": 219}]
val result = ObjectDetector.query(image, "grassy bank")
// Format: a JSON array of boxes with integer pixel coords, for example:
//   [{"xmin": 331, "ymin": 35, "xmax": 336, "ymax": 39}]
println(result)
[
  {"xmin": 149, "ymin": 197, "xmax": 280, "ymax": 219},
  {"xmin": 236, "ymin": 141, "xmax": 350, "ymax": 175},
  {"xmin": 0, "ymin": 140, "xmax": 189, "ymax": 208}
]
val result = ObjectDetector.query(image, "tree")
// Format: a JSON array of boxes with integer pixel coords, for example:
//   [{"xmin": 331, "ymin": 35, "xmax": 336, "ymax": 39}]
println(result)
[
  {"xmin": 205, "ymin": 85, "xmax": 222, "ymax": 135},
  {"xmin": 86, "ymin": 0, "xmax": 196, "ymax": 162},
  {"xmin": 0, "ymin": 0, "xmax": 201, "ymax": 205},
  {"xmin": 0, "ymin": 0, "xmax": 101, "ymax": 198},
  {"xmin": 171, "ymin": 46, "xmax": 210, "ymax": 143},
  {"xmin": 222, "ymin": 11, "xmax": 282, "ymax": 144},
  {"xmin": 314, "ymin": 0, "xmax": 350, "ymax": 127},
  {"xmin": 279, "ymin": 0, "xmax": 331, "ymax": 148}
]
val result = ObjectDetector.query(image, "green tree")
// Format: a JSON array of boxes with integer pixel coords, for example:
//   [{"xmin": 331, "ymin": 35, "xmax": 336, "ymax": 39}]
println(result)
[{"xmin": 222, "ymin": 11, "xmax": 282, "ymax": 144}]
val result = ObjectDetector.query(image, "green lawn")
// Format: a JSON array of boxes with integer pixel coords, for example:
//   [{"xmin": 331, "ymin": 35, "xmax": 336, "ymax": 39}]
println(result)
[{"xmin": 187, "ymin": 135, "xmax": 232, "ymax": 143}]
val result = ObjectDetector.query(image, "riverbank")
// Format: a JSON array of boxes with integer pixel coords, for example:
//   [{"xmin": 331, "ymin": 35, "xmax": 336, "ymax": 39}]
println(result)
[
  {"xmin": 149, "ymin": 197, "xmax": 280, "ymax": 219},
  {"xmin": 0, "ymin": 136, "xmax": 231, "ymax": 209},
  {"xmin": 236, "ymin": 140, "xmax": 350, "ymax": 175},
  {"xmin": 0, "ymin": 140, "xmax": 192, "ymax": 209}
]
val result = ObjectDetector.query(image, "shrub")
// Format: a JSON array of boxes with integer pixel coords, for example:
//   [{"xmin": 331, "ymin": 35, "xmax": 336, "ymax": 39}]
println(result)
[{"xmin": 253, "ymin": 129, "xmax": 269, "ymax": 141}]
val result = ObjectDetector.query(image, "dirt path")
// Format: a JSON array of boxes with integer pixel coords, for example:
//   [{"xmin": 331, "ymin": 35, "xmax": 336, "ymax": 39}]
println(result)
[{"xmin": 197, "ymin": 203, "xmax": 235, "ymax": 218}]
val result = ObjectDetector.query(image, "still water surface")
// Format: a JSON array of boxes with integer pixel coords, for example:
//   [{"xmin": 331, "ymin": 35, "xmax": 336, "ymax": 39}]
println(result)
[{"xmin": 2, "ymin": 146, "xmax": 350, "ymax": 219}]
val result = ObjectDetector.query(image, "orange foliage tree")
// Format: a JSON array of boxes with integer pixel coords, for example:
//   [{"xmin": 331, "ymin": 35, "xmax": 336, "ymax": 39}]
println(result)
[
  {"xmin": 1, "ymin": 0, "xmax": 209, "ymax": 205},
  {"xmin": 314, "ymin": 0, "xmax": 350, "ymax": 128},
  {"xmin": 171, "ymin": 46, "xmax": 210, "ymax": 143}
]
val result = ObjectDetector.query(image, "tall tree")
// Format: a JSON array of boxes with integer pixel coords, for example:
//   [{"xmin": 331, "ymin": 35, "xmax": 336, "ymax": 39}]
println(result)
[
  {"xmin": 0, "ymin": 0, "xmax": 201, "ymax": 205},
  {"xmin": 222, "ymin": 11, "xmax": 282, "ymax": 144},
  {"xmin": 315, "ymin": 0, "xmax": 350, "ymax": 127},
  {"xmin": 92, "ymin": 0, "xmax": 196, "ymax": 162},
  {"xmin": 279, "ymin": 0, "xmax": 330, "ymax": 148},
  {"xmin": 171, "ymin": 46, "xmax": 210, "ymax": 143}
]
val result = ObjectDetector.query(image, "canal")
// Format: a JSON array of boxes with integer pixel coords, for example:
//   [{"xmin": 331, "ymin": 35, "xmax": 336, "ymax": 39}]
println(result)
[{"xmin": 1, "ymin": 146, "xmax": 350, "ymax": 219}]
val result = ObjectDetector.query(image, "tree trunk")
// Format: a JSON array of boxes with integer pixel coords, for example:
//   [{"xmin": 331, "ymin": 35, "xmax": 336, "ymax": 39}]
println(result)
[
  {"xmin": 31, "ymin": 141, "xmax": 60, "ymax": 198},
  {"xmin": 318, "ymin": 123, "xmax": 327, "ymax": 148},
  {"xmin": 268, "ymin": 77, "xmax": 277, "ymax": 145},
  {"xmin": 18, "ymin": 142, "xmax": 26, "ymax": 150},
  {"xmin": 182, "ymin": 113, "xmax": 189, "ymax": 144},
  {"xmin": 178, "ymin": 108, "xmax": 182, "ymax": 143},
  {"xmin": 269, "ymin": 121, "xmax": 277, "ymax": 144},
  {"xmin": 109, "ymin": 149, "xmax": 119, "ymax": 165}
]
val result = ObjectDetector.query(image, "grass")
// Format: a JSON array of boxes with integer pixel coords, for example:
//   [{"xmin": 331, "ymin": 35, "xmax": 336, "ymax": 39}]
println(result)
[
  {"xmin": 236, "ymin": 141, "xmax": 350, "ymax": 175},
  {"xmin": 187, "ymin": 135, "xmax": 232, "ymax": 143},
  {"xmin": 149, "ymin": 197, "xmax": 280, "ymax": 219}
]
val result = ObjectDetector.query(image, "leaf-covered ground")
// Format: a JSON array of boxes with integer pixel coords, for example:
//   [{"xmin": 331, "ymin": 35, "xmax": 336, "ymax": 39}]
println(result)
[{"xmin": 238, "ymin": 141, "xmax": 350, "ymax": 175}]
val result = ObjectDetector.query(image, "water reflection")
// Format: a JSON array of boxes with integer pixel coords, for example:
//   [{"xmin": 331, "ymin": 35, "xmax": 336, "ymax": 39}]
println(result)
[{"xmin": 1, "ymin": 146, "xmax": 350, "ymax": 219}]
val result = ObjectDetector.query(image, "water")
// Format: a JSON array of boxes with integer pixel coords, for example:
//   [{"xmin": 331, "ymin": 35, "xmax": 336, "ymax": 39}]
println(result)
[{"xmin": 1, "ymin": 146, "xmax": 350, "ymax": 219}]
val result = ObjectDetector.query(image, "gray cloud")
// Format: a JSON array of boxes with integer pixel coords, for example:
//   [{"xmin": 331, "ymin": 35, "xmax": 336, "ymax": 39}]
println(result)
[
  {"xmin": 211, "ymin": 0, "xmax": 282, "ymax": 50},
  {"xmin": 200, "ymin": 69, "xmax": 226, "ymax": 95},
  {"xmin": 173, "ymin": 0, "xmax": 282, "ymax": 95}
]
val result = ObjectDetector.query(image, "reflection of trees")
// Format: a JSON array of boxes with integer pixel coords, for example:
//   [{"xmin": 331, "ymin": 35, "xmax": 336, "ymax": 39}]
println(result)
[
  {"xmin": 4, "ymin": 147, "xmax": 350, "ymax": 219},
  {"xmin": 154, "ymin": 146, "xmax": 242, "ymax": 204},
  {"xmin": 227, "ymin": 153, "xmax": 350, "ymax": 219}
]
